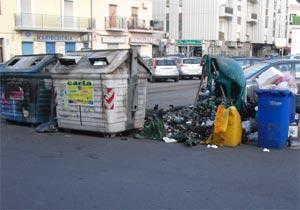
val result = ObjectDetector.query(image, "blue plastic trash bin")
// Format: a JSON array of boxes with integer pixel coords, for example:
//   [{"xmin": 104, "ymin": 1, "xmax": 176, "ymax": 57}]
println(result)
[{"xmin": 256, "ymin": 89, "xmax": 294, "ymax": 149}]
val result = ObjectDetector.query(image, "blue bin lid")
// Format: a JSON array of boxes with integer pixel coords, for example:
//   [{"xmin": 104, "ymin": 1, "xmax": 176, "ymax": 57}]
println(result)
[{"xmin": 256, "ymin": 89, "xmax": 294, "ymax": 96}]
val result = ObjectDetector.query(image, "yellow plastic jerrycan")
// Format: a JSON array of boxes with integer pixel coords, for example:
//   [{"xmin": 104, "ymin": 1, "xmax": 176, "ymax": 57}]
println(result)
[{"xmin": 212, "ymin": 105, "xmax": 242, "ymax": 147}]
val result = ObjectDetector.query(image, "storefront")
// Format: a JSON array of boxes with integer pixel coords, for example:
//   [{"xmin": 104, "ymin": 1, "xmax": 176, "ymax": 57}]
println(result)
[
  {"xmin": 101, "ymin": 35, "xmax": 128, "ymax": 49},
  {"xmin": 176, "ymin": 39, "xmax": 202, "ymax": 57},
  {"xmin": 129, "ymin": 35, "xmax": 158, "ymax": 57},
  {"xmin": 21, "ymin": 31, "xmax": 90, "ymax": 55}
]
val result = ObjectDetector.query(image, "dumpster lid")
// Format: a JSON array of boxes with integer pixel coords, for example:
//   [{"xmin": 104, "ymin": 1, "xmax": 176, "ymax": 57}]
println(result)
[
  {"xmin": 52, "ymin": 49, "xmax": 151, "ymax": 75},
  {"xmin": 0, "ymin": 54, "xmax": 59, "ymax": 73}
]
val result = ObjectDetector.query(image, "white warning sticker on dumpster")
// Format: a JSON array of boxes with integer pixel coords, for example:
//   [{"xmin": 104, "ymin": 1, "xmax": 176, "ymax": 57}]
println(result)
[{"xmin": 66, "ymin": 80, "xmax": 94, "ymax": 106}]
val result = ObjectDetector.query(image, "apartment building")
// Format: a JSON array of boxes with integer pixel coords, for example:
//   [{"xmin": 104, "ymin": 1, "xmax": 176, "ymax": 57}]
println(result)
[
  {"xmin": 152, "ymin": 0, "xmax": 289, "ymax": 57},
  {"xmin": 0, "ymin": 0, "xmax": 163, "ymax": 62},
  {"xmin": 92, "ymin": 0, "xmax": 163, "ymax": 57},
  {"xmin": 288, "ymin": 0, "xmax": 300, "ymax": 53}
]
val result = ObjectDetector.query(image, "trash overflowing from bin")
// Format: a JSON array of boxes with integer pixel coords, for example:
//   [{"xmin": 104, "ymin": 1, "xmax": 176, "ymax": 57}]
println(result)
[{"xmin": 139, "ymin": 55, "xmax": 246, "ymax": 147}]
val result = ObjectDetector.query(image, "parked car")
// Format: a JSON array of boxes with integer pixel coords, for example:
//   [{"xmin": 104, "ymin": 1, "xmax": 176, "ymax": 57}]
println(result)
[
  {"xmin": 179, "ymin": 57, "xmax": 202, "ymax": 79},
  {"xmin": 264, "ymin": 53, "xmax": 280, "ymax": 60},
  {"xmin": 244, "ymin": 59, "xmax": 300, "ymax": 111},
  {"xmin": 166, "ymin": 53, "xmax": 186, "ymax": 58},
  {"xmin": 151, "ymin": 58, "xmax": 180, "ymax": 82},
  {"xmin": 233, "ymin": 57, "xmax": 264, "ymax": 69},
  {"xmin": 284, "ymin": 55, "xmax": 300, "ymax": 60}
]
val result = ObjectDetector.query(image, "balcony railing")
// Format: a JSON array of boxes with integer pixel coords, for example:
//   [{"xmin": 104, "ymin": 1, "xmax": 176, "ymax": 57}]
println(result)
[
  {"xmin": 15, "ymin": 13, "xmax": 95, "ymax": 31},
  {"xmin": 150, "ymin": 20, "xmax": 164, "ymax": 31},
  {"xmin": 105, "ymin": 16, "xmax": 127, "ymax": 31},
  {"xmin": 128, "ymin": 18, "xmax": 150, "ymax": 30}
]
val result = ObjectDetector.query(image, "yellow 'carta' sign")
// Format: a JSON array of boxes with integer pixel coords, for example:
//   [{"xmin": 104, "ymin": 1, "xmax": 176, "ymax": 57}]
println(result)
[{"xmin": 66, "ymin": 80, "xmax": 94, "ymax": 106}]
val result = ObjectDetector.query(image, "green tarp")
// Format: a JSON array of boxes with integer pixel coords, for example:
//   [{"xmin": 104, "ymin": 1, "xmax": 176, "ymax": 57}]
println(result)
[{"xmin": 201, "ymin": 55, "xmax": 246, "ymax": 111}]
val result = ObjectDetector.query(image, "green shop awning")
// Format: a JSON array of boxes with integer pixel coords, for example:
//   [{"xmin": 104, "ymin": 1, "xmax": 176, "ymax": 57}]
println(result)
[{"xmin": 176, "ymin": 40, "xmax": 202, "ymax": 46}]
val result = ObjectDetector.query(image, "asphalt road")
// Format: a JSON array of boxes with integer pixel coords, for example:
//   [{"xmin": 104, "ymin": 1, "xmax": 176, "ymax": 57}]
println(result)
[{"xmin": 1, "ymin": 80, "xmax": 300, "ymax": 209}]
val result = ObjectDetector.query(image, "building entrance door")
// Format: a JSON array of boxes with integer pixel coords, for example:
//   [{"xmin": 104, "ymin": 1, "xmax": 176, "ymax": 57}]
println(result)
[
  {"xmin": 109, "ymin": 4, "xmax": 117, "ymax": 28},
  {"xmin": 65, "ymin": 42, "xmax": 75, "ymax": 52},
  {"xmin": 22, "ymin": 42, "xmax": 33, "ymax": 55},
  {"xmin": 46, "ymin": 42, "xmax": 56, "ymax": 54}
]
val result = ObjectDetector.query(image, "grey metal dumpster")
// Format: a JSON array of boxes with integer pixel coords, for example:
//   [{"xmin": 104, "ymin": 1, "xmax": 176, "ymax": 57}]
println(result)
[
  {"xmin": 0, "ymin": 54, "xmax": 58, "ymax": 124},
  {"xmin": 51, "ymin": 48, "xmax": 151, "ymax": 134}
]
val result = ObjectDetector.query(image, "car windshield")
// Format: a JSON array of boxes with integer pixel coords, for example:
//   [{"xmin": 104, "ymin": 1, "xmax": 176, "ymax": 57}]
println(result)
[
  {"xmin": 244, "ymin": 62, "xmax": 269, "ymax": 79},
  {"xmin": 183, "ymin": 58, "xmax": 201, "ymax": 64},
  {"xmin": 156, "ymin": 59, "xmax": 176, "ymax": 66}
]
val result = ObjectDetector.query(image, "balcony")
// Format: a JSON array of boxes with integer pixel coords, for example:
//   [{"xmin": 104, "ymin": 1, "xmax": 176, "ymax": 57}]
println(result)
[
  {"xmin": 128, "ymin": 18, "xmax": 151, "ymax": 33},
  {"xmin": 150, "ymin": 20, "xmax": 164, "ymax": 31},
  {"xmin": 219, "ymin": 5, "xmax": 234, "ymax": 18},
  {"xmin": 105, "ymin": 16, "xmax": 127, "ymax": 31},
  {"xmin": 226, "ymin": 41, "xmax": 237, "ymax": 48},
  {"xmin": 15, "ymin": 13, "xmax": 95, "ymax": 32},
  {"xmin": 247, "ymin": 13, "xmax": 258, "ymax": 23}
]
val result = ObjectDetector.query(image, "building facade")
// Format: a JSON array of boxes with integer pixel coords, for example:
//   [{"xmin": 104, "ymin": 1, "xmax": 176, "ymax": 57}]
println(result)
[
  {"xmin": 288, "ymin": 0, "xmax": 300, "ymax": 54},
  {"xmin": 152, "ymin": 0, "xmax": 289, "ymax": 57},
  {"xmin": 0, "ymin": 0, "xmax": 163, "ymax": 62}
]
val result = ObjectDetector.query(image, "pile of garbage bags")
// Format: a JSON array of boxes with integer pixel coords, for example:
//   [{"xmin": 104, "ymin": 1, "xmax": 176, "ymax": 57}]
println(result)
[{"xmin": 142, "ymin": 96, "xmax": 232, "ymax": 146}]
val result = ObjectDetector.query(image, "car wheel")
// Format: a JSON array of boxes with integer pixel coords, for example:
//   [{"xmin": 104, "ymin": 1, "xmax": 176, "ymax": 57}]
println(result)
[{"xmin": 175, "ymin": 78, "xmax": 179, "ymax": 82}]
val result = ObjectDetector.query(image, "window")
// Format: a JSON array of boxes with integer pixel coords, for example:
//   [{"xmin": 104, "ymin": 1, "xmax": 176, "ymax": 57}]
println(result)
[
  {"xmin": 265, "ymin": 16, "xmax": 268, "ymax": 28},
  {"xmin": 166, "ymin": 13, "xmax": 169, "ymax": 32},
  {"xmin": 237, "ymin": 5, "xmax": 241, "ymax": 11},
  {"xmin": 179, "ymin": 0, "xmax": 183, "ymax": 7},
  {"xmin": 166, "ymin": 0, "xmax": 169, "ymax": 8},
  {"xmin": 237, "ymin": 17, "xmax": 241, "ymax": 25},
  {"xmin": 179, "ymin": 13, "xmax": 182, "ymax": 39},
  {"xmin": 0, "ymin": 0, "xmax": 2, "ymax": 15},
  {"xmin": 274, "ymin": 63, "xmax": 293, "ymax": 74}
]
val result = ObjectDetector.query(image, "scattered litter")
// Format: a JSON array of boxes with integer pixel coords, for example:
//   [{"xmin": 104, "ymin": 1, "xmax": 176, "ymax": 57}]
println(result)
[
  {"xmin": 211, "ymin": 145, "xmax": 218, "ymax": 149},
  {"xmin": 263, "ymin": 148, "xmax": 270, "ymax": 152},
  {"xmin": 247, "ymin": 132, "xmax": 258, "ymax": 142},
  {"xmin": 207, "ymin": 144, "xmax": 218, "ymax": 149},
  {"xmin": 163, "ymin": 137, "xmax": 177, "ymax": 143},
  {"xmin": 36, "ymin": 119, "xmax": 58, "ymax": 133}
]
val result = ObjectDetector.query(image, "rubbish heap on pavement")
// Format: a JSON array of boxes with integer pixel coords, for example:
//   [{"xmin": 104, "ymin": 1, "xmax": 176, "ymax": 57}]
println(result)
[{"xmin": 140, "ymin": 55, "xmax": 246, "ymax": 147}]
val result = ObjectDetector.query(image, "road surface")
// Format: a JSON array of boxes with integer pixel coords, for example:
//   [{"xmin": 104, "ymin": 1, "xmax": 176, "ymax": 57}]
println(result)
[{"xmin": 1, "ymin": 80, "xmax": 300, "ymax": 209}]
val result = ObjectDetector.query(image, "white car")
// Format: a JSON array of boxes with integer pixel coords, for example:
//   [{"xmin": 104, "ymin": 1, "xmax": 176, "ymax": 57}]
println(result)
[
  {"xmin": 179, "ymin": 57, "xmax": 202, "ymax": 79},
  {"xmin": 151, "ymin": 58, "xmax": 180, "ymax": 82}
]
